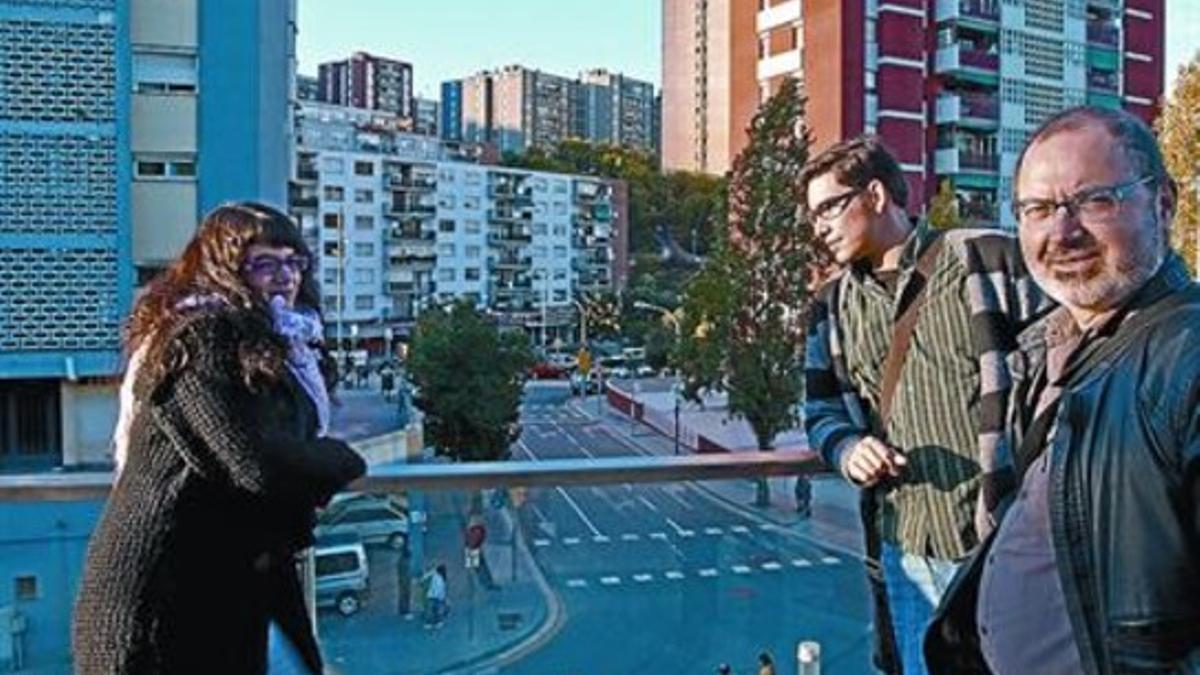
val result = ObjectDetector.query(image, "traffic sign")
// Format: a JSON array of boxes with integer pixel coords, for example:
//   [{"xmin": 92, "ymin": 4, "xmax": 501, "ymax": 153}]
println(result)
[{"xmin": 577, "ymin": 348, "xmax": 592, "ymax": 374}]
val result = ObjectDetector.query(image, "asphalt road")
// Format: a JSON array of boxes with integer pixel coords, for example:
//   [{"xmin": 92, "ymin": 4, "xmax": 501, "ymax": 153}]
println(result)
[{"xmin": 504, "ymin": 385, "xmax": 877, "ymax": 675}]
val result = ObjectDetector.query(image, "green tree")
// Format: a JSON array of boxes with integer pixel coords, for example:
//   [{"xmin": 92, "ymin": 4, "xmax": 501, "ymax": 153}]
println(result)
[
  {"xmin": 675, "ymin": 77, "xmax": 817, "ymax": 506},
  {"xmin": 927, "ymin": 179, "xmax": 962, "ymax": 229},
  {"xmin": 408, "ymin": 300, "xmax": 535, "ymax": 462},
  {"xmin": 1157, "ymin": 52, "xmax": 1200, "ymax": 274}
]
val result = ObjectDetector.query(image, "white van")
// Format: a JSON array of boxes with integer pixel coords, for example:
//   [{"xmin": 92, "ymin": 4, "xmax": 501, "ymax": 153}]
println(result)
[{"xmin": 314, "ymin": 537, "xmax": 369, "ymax": 616}]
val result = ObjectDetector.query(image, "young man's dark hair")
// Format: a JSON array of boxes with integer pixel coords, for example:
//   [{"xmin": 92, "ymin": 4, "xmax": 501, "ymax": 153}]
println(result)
[{"xmin": 800, "ymin": 135, "xmax": 909, "ymax": 214}]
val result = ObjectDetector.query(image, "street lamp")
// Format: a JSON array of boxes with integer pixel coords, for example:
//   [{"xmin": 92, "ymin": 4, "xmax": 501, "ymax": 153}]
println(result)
[{"xmin": 632, "ymin": 300, "xmax": 681, "ymax": 339}]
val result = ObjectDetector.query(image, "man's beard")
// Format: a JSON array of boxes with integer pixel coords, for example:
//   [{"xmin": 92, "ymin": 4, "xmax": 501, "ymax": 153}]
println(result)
[{"xmin": 1032, "ymin": 218, "xmax": 1165, "ymax": 315}]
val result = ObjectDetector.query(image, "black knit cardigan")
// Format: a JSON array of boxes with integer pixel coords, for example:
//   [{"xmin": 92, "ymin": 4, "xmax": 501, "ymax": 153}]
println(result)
[{"xmin": 73, "ymin": 309, "xmax": 366, "ymax": 674}]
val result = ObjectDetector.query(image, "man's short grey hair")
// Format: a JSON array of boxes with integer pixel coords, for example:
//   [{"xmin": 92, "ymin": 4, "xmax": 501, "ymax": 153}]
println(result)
[{"xmin": 1012, "ymin": 106, "xmax": 1173, "ymax": 201}]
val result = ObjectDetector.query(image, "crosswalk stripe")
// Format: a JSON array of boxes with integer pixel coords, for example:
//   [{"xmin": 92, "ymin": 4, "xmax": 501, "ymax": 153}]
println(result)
[
  {"xmin": 533, "ymin": 539, "xmax": 551, "ymax": 548},
  {"xmin": 600, "ymin": 576, "xmax": 621, "ymax": 586},
  {"xmin": 698, "ymin": 568, "xmax": 718, "ymax": 577},
  {"xmin": 665, "ymin": 571, "xmax": 685, "ymax": 580},
  {"xmin": 621, "ymin": 533, "xmax": 640, "ymax": 542},
  {"xmin": 566, "ymin": 579, "xmax": 588, "ymax": 588},
  {"xmin": 758, "ymin": 523, "xmax": 775, "ymax": 531},
  {"xmin": 792, "ymin": 558, "xmax": 812, "ymax": 567},
  {"xmin": 649, "ymin": 532, "xmax": 668, "ymax": 540},
  {"xmin": 821, "ymin": 556, "xmax": 840, "ymax": 565},
  {"xmin": 704, "ymin": 527, "xmax": 723, "ymax": 536},
  {"xmin": 731, "ymin": 525, "xmax": 751, "ymax": 534},
  {"xmin": 678, "ymin": 529, "xmax": 695, "ymax": 537},
  {"xmin": 761, "ymin": 562, "xmax": 783, "ymax": 571},
  {"xmin": 592, "ymin": 535, "xmax": 611, "ymax": 543},
  {"xmin": 563, "ymin": 537, "xmax": 581, "ymax": 545},
  {"xmin": 731, "ymin": 565, "xmax": 752, "ymax": 575},
  {"xmin": 633, "ymin": 573, "xmax": 653, "ymax": 583}
]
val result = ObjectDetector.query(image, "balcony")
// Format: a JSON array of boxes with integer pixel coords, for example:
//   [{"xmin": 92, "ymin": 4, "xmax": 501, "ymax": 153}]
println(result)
[
  {"xmin": 488, "ymin": 209, "xmax": 532, "ymax": 224},
  {"xmin": 386, "ymin": 244, "xmax": 436, "ymax": 263},
  {"xmin": 487, "ymin": 228, "xmax": 532, "ymax": 245},
  {"xmin": 1086, "ymin": 21, "xmax": 1119, "ymax": 47},
  {"xmin": 490, "ymin": 255, "xmax": 532, "ymax": 270},
  {"xmin": 385, "ymin": 196, "xmax": 436, "ymax": 218},
  {"xmin": 387, "ymin": 173, "xmax": 437, "ymax": 191},
  {"xmin": 935, "ymin": 92, "xmax": 1000, "ymax": 128},
  {"xmin": 757, "ymin": 48, "xmax": 802, "ymax": 81},
  {"xmin": 935, "ymin": 0, "xmax": 1000, "ymax": 27},
  {"xmin": 756, "ymin": 0, "xmax": 800, "ymax": 33},
  {"xmin": 389, "ymin": 227, "xmax": 434, "ymax": 242},
  {"xmin": 935, "ymin": 147, "xmax": 999, "ymax": 175},
  {"xmin": 295, "ymin": 165, "xmax": 318, "ymax": 182},
  {"xmin": 935, "ymin": 43, "xmax": 1000, "ymax": 84}
]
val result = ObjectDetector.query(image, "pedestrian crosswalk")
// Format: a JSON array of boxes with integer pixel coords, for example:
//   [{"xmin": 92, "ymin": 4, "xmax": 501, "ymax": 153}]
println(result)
[
  {"xmin": 557, "ymin": 556, "xmax": 842, "ymax": 590},
  {"xmin": 519, "ymin": 403, "xmax": 591, "ymax": 421},
  {"xmin": 529, "ymin": 522, "xmax": 782, "ymax": 549}
]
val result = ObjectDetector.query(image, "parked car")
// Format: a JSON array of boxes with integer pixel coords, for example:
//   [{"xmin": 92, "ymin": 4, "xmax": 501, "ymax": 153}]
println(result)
[
  {"xmin": 529, "ymin": 361, "xmax": 568, "ymax": 379},
  {"xmin": 316, "ymin": 494, "xmax": 410, "ymax": 550},
  {"xmin": 635, "ymin": 364, "xmax": 656, "ymax": 378},
  {"xmin": 314, "ymin": 535, "xmax": 369, "ymax": 617}
]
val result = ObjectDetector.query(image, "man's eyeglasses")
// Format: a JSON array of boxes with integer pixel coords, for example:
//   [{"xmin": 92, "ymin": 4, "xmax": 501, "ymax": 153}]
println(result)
[
  {"xmin": 1012, "ymin": 175, "xmax": 1155, "ymax": 225},
  {"xmin": 242, "ymin": 254, "xmax": 310, "ymax": 277},
  {"xmin": 809, "ymin": 186, "xmax": 865, "ymax": 223}
]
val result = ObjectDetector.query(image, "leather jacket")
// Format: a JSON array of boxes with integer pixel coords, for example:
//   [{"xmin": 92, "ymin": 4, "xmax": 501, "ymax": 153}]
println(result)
[{"xmin": 926, "ymin": 257, "xmax": 1200, "ymax": 675}]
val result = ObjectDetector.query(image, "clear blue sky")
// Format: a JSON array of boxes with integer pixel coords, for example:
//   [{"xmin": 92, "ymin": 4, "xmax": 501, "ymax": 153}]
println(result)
[
  {"xmin": 296, "ymin": 0, "xmax": 662, "ymax": 98},
  {"xmin": 298, "ymin": 0, "xmax": 1196, "ymax": 99}
]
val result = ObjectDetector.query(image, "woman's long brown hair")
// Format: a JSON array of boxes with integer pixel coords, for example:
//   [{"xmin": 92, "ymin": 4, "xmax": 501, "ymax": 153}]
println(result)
[{"xmin": 126, "ymin": 202, "xmax": 327, "ymax": 392}]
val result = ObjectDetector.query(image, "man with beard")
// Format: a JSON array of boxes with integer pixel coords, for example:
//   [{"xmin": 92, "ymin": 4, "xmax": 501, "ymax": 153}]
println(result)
[{"xmin": 925, "ymin": 106, "xmax": 1200, "ymax": 673}]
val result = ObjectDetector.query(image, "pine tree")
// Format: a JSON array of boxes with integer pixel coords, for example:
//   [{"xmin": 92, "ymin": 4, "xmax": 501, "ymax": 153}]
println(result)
[
  {"xmin": 1157, "ymin": 52, "xmax": 1200, "ymax": 274},
  {"xmin": 675, "ymin": 77, "xmax": 817, "ymax": 507}
]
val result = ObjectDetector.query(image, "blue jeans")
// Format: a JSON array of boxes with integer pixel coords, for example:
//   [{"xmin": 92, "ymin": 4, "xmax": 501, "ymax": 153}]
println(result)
[{"xmin": 880, "ymin": 542, "xmax": 960, "ymax": 675}]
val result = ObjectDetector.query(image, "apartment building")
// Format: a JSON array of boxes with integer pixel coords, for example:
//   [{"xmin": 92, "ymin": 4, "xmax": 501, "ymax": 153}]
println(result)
[
  {"xmin": 290, "ymin": 101, "xmax": 628, "ymax": 349},
  {"xmin": 449, "ymin": 65, "xmax": 659, "ymax": 156},
  {"xmin": 666, "ymin": 0, "xmax": 1165, "ymax": 226},
  {"xmin": 318, "ymin": 51, "xmax": 414, "ymax": 119},
  {"xmin": 0, "ymin": 0, "xmax": 294, "ymax": 471}
]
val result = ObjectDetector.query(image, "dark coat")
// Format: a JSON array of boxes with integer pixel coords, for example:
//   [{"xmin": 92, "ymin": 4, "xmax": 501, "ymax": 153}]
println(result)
[
  {"xmin": 73, "ymin": 310, "xmax": 366, "ymax": 674},
  {"xmin": 925, "ymin": 258, "xmax": 1200, "ymax": 675}
]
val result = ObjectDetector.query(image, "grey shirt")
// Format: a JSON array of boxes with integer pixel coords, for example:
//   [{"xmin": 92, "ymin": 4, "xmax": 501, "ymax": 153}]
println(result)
[{"xmin": 976, "ymin": 313, "xmax": 1084, "ymax": 675}]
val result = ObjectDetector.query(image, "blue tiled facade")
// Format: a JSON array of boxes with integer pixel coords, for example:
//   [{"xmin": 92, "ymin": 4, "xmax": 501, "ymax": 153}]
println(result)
[{"xmin": 440, "ymin": 79, "xmax": 463, "ymax": 142}]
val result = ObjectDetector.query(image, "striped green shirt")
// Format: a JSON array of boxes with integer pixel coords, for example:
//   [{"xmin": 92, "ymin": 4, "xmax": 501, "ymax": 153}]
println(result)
[{"xmin": 840, "ymin": 227, "xmax": 985, "ymax": 559}]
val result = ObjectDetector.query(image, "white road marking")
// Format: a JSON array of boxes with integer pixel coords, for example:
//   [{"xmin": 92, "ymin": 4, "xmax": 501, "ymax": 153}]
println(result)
[
  {"xmin": 665, "ymin": 570, "xmax": 685, "ymax": 580},
  {"xmin": 633, "ymin": 573, "xmax": 653, "ymax": 583},
  {"xmin": 621, "ymin": 533, "xmax": 640, "ymax": 542},
  {"xmin": 592, "ymin": 535, "xmax": 611, "ymax": 543},
  {"xmin": 665, "ymin": 517, "xmax": 695, "ymax": 538},
  {"xmin": 698, "ymin": 568, "xmax": 718, "ymax": 577},
  {"xmin": 731, "ymin": 525, "xmax": 751, "ymax": 534},
  {"xmin": 822, "ymin": 556, "xmax": 840, "ymax": 565},
  {"xmin": 566, "ymin": 579, "xmax": 588, "ymax": 588},
  {"xmin": 731, "ymin": 565, "xmax": 752, "ymax": 575},
  {"xmin": 758, "ymin": 523, "xmax": 775, "ymax": 531},
  {"xmin": 563, "ymin": 537, "xmax": 581, "ymax": 545},
  {"xmin": 761, "ymin": 562, "xmax": 783, "ymax": 571},
  {"xmin": 649, "ymin": 532, "xmax": 668, "ymax": 541},
  {"xmin": 555, "ymin": 487, "xmax": 604, "ymax": 537},
  {"xmin": 533, "ymin": 539, "xmax": 551, "ymax": 548},
  {"xmin": 600, "ymin": 576, "xmax": 621, "ymax": 586},
  {"xmin": 792, "ymin": 558, "xmax": 812, "ymax": 568},
  {"xmin": 704, "ymin": 527, "xmax": 723, "ymax": 536},
  {"xmin": 637, "ymin": 496, "xmax": 660, "ymax": 513}
]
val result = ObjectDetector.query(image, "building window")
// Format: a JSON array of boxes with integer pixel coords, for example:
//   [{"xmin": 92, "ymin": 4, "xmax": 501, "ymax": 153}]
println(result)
[
  {"xmin": 323, "ymin": 295, "xmax": 339, "ymax": 308},
  {"xmin": 354, "ymin": 215, "xmax": 374, "ymax": 230},
  {"xmin": 134, "ymin": 156, "xmax": 196, "ymax": 180},
  {"xmin": 354, "ymin": 269, "xmax": 375, "ymax": 284},
  {"xmin": 437, "ymin": 243, "xmax": 456, "ymax": 257},
  {"xmin": 323, "ymin": 186, "xmax": 344, "ymax": 202},
  {"xmin": 354, "ymin": 161, "xmax": 375, "ymax": 176},
  {"xmin": 354, "ymin": 189, "xmax": 373, "ymax": 203},
  {"xmin": 438, "ymin": 219, "xmax": 456, "ymax": 233},
  {"xmin": 464, "ymin": 220, "xmax": 481, "ymax": 234},
  {"xmin": 354, "ymin": 295, "xmax": 374, "ymax": 310},
  {"xmin": 552, "ymin": 225, "xmax": 567, "ymax": 236},
  {"xmin": 133, "ymin": 52, "xmax": 197, "ymax": 94},
  {"xmin": 465, "ymin": 267, "xmax": 481, "ymax": 281},
  {"xmin": 532, "ymin": 223, "xmax": 548, "ymax": 235},
  {"xmin": 14, "ymin": 575, "xmax": 38, "ymax": 602},
  {"xmin": 323, "ymin": 213, "xmax": 342, "ymax": 229},
  {"xmin": 553, "ymin": 268, "xmax": 568, "ymax": 281},
  {"xmin": 553, "ymin": 289, "xmax": 568, "ymax": 302},
  {"xmin": 0, "ymin": 381, "xmax": 61, "ymax": 467},
  {"xmin": 463, "ymin": 196, "xmax": 480, "ymax": 210},
  {"xmin": 554, "ymin": 246, "xmax": 568, "ymax": 258},
  {"xmin": 321, "ymin": 157, "xmax": 344, "ymax": 174},
  {"xmin": 323, "ymin": 242, "xmax": 341, "ymax": 257},
  {"xmin": 439, "ymin": 168, "xmax": 456, "ymax": 182},
  {"xmin": 353, "ymin": 243, "xmax": 375, "ymax": 257},
  {"xmin": 465, "ymin": 245, "xmax": 481, "ymax": 258},
  {"xmin": 438, "ymin": 268, "xmax": 456, "ymax": 282},
  {"xmin": 553, "ymin": 180, "xmax": 568, "ymax": 193},
  {"xmin": 438, "ymin": 195, "xmax": 456, "ymax": 208},
  {"xmin": 465, "ymin": 172, "xmax": 482, "ymax": 185},
  {"xmin": 323, "ymin": 268, "xmax": 339, "ymax": 285}
]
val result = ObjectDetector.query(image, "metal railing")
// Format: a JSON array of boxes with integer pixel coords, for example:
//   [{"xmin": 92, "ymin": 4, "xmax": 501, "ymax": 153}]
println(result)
[{"xmin": 0, "ymin": 451, "xmax": 823, "ymax": 503}]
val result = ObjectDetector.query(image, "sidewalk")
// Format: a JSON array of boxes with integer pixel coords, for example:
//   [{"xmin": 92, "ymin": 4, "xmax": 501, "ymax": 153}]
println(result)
[{"xmin": 570, "ymin": 389, "xmax": 867, "ymax": 559}]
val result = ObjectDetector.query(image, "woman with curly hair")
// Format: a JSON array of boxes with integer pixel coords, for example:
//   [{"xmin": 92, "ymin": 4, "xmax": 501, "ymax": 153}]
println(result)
[{"xmin": 73, "ymin": 202, "xmax": 365, "ymax": 674}]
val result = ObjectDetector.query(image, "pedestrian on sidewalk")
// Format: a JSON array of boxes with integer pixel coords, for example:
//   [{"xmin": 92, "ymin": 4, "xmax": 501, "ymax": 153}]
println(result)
[
  {"xmin": 802, "ymin": 138, "xmax": 1047, "ymax": 675},
  {"xmin": 757, "ymin": 651, "xmax": 775, "ymax": 675},
  {"xmin": 716, "ymin": 663, "xmax": 733, "ymax": 675},
  {"xmin": 423, "ymin": 564, "xmax": 447, "ymax": 629},
  {"xmin": 73, "ymin": 203, "xmax": 366, "ymax": 675},
  {"xmin": 396, "ymin": 546, "xmax": 412, "ymax": 618}
]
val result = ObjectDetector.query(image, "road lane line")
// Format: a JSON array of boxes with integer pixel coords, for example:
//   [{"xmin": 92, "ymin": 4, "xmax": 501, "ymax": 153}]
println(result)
[
  {"xmin": 698, "ymin": 568, "xmax": 718, "ymax": 577},
  {"xmin": 633, "ymin": 573, "xmax": 653, "ymax": 583},
  {"xmin": 792, "ymin": 558, "xmax": 812, "ymax": 568},
  {"xmin": 621, "ymin": 533, "xmax": 640, "ymax": 542},
  {"xmin": 731, "ymin": 565, "xmax": 752, "ymax": 575},
  {"xmin": 649, "ymin": 532, "xmax": 668, "ymax": 541},
  {"xmin": 704, "ymin": 527, "xmax": 723, "ymax": 536},
  {"xmin": 821, "ymin": 556, "xmax": 840, "ymax": 565},
  {"xmin": 761, "ymin": 562, "xmax": 783, "ymax": 571},
  {"xmin": 592, "ymin": 535, "xmax": 611, "ymax": 543},
  {"xmin": 533, "ymin": 539, "xmax": 551, "ymax": 548},
  {"xmin": 665, "ymin": 517, "xmax": 695, "ymax": 538},
  {"xmin": 566, "ymin": 579, "xmax": 588, "ymax": 588},
  {"xmin": 730, "ymin": 525, "xmax": 751, "ymax": 534},
  {"xmin": 563, "ymin": 537, "xmax": 581, "ymax": 545},
  {"xmin": 600, "ymin": 576, "xmax": 621, "ymax": 586},
  {"xmin": 637, "ymin": 496, "xmax": 660, "ymax": 513},
  {"xmin": 665, "ymin": 570, "xmax": 685, "ymax": 580},
  {"xmin": 554, "ymin": 487, "xmax": 604, "ymax": 537}
]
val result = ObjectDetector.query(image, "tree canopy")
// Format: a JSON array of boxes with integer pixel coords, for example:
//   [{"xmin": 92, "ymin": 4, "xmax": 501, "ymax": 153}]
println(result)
[
  {"xmin": 407, "ymin": 300, "xmax": 535, "ymax": 462},
  {"xmin": 1156, "ymin": 52, "xmax": 1200, "ymax": 274}
]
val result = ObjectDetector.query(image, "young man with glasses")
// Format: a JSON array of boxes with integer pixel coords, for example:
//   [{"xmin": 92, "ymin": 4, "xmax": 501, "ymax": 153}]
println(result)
[
  {"xmin": 802, "ymin": 136, "xmax": 1046, "ymax": 675},
  {"xmin": 926, "ymin": 107, "xmax": 1200, "ymax": 674}
]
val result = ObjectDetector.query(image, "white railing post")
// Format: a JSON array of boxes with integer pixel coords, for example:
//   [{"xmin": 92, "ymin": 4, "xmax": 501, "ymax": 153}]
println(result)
[{"xmin": 796, "ymin": 640, "xmax": 820, "ymax": 675}]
